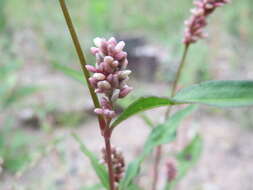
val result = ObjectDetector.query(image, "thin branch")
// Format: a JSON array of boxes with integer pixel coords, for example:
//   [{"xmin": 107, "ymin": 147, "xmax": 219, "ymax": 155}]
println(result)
[
  {"xmin": 58, "ymin": 0, "xmax": 105, "ymax": 128},
  {"xmin": 152, "ymin": 44, "xmax": 190, "ymax": 190},
  {"xmin": 104, "ymin": 132, "xmax": 116, "ymax": 190},
  {"xmin": 165, "ymin": 44, "xmax": 190, "ymax": 118}
]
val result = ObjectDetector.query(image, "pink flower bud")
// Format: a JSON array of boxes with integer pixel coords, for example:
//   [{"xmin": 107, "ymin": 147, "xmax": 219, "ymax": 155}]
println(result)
[
  {"xmin": 112, "ymin": 74, "xmax": 120, "ymax": 88},
  {"xmin": 119, "ymin": 86, "xmax": 133, "ymax": 98},
  {"xmin": 93, "ymin": 37, "xmax": 103, "ymax": 47},
  {"xmin": 97, "ymin": 80, "xmax": 111, "ymax": 90},
  {"xmin": 108, "ymin": 44, "xmax": 115, "ymax": 57},
  {"xmin": 114, "ymin": 52, "xmax": 127, "ymax": 60},
  {"xmin": 115, "ymin": 41, "xmax": 125, "ymax": 52},
  {"xmin": 166, "ymin": 159, "xmax": 177, "ymax": 182},
  {"xmin": 94, "ymin": 108, "xmax": 104, "ymax": 115},
  {"xmin": 104, "ymin": 109, "xmax": 116, "ymax": 118},
  {"xmin": 104, "ymin": 56, "xmax": 114, "ymax": 64},
  {"xmin": 106, "ymin": 74, "xmax": 113, "ymax": 83},
  {"xmin": 118, "ymin": 70, "xmax": 132, "ymax": 80},
  {"xmin": 89, "ymin": 37, "xmax": 132, "ymax": 120},
  {"xmin": 89, "ymin": 77, "xmax": 97, "ymax": 88},
  {"xmin": 103, "ymin": 62, "xmax": 114, "ymax": 73},
  {"xmin": 108, "ymin": 37, "xmax": 117, "ymax": 46},
  {"xmin": 86, "ymin": 65, "xmax": 97, "ymax": 73},
  {"xmin": 111, "ymin": 89, "xmax": 120, "ymax": 102},
  {"xmin": 111, "ymin": 60, "xmax": 119, "ymax": 68},
  {"xmin": 93, "ymin": 73, "xmax": 106, "ymax": 81},
  {"xmin": 90, "ymin": 47, "xmax": 99, "ymax": 55}
]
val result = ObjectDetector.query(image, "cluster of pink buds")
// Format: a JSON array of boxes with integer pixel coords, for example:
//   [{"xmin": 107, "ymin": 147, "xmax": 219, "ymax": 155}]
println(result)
[
  {"xmin": 87, "ymin": 37, "xmax": 133, "ymax": 119},
  {"xmin": 101, "ymin": 146, "xmax": 125, "ymax": 185},
  {"xmin": 183, "ymin": 0, "xmax": 230, "ymax": 44},
  {"xmin": 166, "ymin": 159, "xmax": 177, "ymax": 183}
]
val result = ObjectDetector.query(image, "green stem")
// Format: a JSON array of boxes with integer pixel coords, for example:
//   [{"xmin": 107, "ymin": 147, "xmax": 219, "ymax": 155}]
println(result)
[
  {"xmin": 58, "ymin": 1, "xmax": 115, "ymax": 189},
  {"xmin": 58, "ymin": 0, "xmax": 105, "ymax": 128},
  {"xmin": 165, "ymin": 44, "xmax": 190, "ymax": 118},
  {"xmin": 151, "ymin": 44, "xmax": 190, "ymax": 190}
]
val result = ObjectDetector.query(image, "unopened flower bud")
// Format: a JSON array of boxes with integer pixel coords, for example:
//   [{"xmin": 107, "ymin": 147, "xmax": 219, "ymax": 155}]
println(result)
[
  {"xmin": 94, "ymin": 37, "xmax": 103, "ymax": 47},
  {"xmin": 89, "ymin": 37, "xmax": 133, "ymax": 120},
  {"xmin": 90, "ymin": 47, "xmax": 99, "ymax": 55},
  {"xmin": 97, "ymin": 80, "xmax": 111, "ymax": 90},
  {"xmin": 111, "ymin": 60, "xmax": 119, "ymax": 68},
  {"xmin": 115, "ymin": 41, "xmax": 125, "ymax": 52},
  {"xmin": 104, "ymin": 109, "xmax": 116, "ymax": 118},
  {"xmin": 86, "ymin": 65, "xmax": 97, "ymax": 73},
  {"xmin": 104, "ymin": 56, "xmax": 114, "ymax": 64},
  {"xmin": 93, "ymin": 73, "xmax": 106, "ymax": 81},
  {"xmin": 89, "ymin": 77, "xmax": 97, "ymax": 88},
  {"xmin": 114, "ymin": 52, "xmax": 127, "ymax": 60},
  {"xmin": 94, "ymin": 108, "xmax": 104, "ymax": 115},
  {"xmin": 166, "ymin": 159, "xmax": 177, "ymax": 182},
  {"xmin": 108, "ymin": 37, "xmax": 117, "ymax": 46},
  {"xmin": 119, "ymin": 86, "xmax": 133, "ymax": 98},
  {"xmin": 118, "ymin": 70, "xmax": 132, "ymax": 80},
  {"xmin": 111, "ymin": 89, "xmax": 120, "ymax": 102}
]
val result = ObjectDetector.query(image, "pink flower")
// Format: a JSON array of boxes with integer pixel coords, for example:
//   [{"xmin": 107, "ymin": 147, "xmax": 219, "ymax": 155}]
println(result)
[
  {"xmin": 183, "ymin": 0, "xmax": 230, "ymax": 44},
  {"xmin": 88, "ymin": 37, "xmax": 133, "ymax": 119}
]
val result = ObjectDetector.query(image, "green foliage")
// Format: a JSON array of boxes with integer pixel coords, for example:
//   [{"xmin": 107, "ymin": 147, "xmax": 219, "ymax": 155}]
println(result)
[
  {"xmin": 173, "ymin": 80, "xmax": 253, "ymax": 107},
  {"xmin": 0, "ymin": 0, "xmax": 6, "ymax": 31},
  {"xmin": 164, "ymin": 135, "xmax": 203, "ymax": 190},
  {"xmin": 1, "ymin": 86, "xmax": 39, "ymax": 109},
  {"xmin": 72, "ymin": 133, "xmax": 109, "ymax": 190},
  {"xmin": 0, "ymin": 62, "xmax": 39, "ymax": 111},
  {"xmin": 111, "ymin": 97, "xmax": 175, "ymax": 128},
  {"xmin": 88, "ymin": 0, "xmax": 112, "ymax": 35},
  {"xmin": 145, "ymin": 105, "xmax": 197, "ymax": 149},
  {"xmin": 52, "ymin": 62, "xmax": 86, "ymax": 85},
  {"xmin": 119, "ymin": 105, "xmax": 197, "ymax": 190},
  {"xmin": 0, "ymin": 120, "xmax": 34, "ymax": 173}
]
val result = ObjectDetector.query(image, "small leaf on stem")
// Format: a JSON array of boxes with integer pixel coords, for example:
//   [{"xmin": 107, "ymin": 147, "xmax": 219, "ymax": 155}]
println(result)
[{"xmin": 111, "ymin": 96, "xmax": 175, "ymax": 128}]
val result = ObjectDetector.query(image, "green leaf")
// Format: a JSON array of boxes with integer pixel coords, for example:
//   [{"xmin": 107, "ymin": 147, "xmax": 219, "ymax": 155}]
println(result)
[
  {"xmin": 128, "ymin": 183, "xmax": 143, "ymax": 190},
  {"xmin": 1, "ymin": 86, "xmax": 39, "ymax": 109},
  {"xmin": 119, "ymin": 105, "xmax": 197, "ymax": 190},
  {"xmin": 145, "ymin": 105, "xmax": 197, "ymax": 149},
  {"xmin": 164, "ymin": 135, "xmax": 203, "ymax": 190},
  {"xmin": 72, "ymin": 133, "xmax": 109, "ymax": 190},
  {"xmin": 119, "ymin": 159, "xmax": 143, "ymax": 190},
  {"xmin": 140, "ymin": 113, "xmax": 155, "ymax": 129},
  {"xmin": 173, "ymin": 80, "xmax": 253, "ymax": 107},
  {"xmin": 111, "ymin": 97, "xmax": 175, "ymax": 128},
  {"xmin": 52, "ymin": 63, "xmax": 86, "ymax": 85}
]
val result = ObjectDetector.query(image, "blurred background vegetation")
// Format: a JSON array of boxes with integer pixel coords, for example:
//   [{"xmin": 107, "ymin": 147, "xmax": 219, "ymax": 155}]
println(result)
[{"xmin": 0, "ymin": 0, "xmax": 253, "ymax": 189}]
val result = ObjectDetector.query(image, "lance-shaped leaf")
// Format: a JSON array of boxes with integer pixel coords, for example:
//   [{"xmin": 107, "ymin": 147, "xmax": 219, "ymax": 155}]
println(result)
[
  {"xmin": 119, "ymin": 105, "xmax": 197, "ymax": 190},
  {"xmin": 111, "ymin": 97, "xmax": 175, "ymax": 128},
  {"xmin": 72, "ymin": 133, "xmax": 109, "ymax": 190},
  {"xmin": 173, "ymin": 80, "xmax": 253, "ymax": 107},
  {"xmin": 145, "ymin": 105, "xmax": 197, "ymax": 149},
  {"xmin": 52, "ymin": 63, "xmax": 86, "ymax": 84},
  {"xmin": 164, "ymin": 135, "xmax": 203, "ymax": 190}
]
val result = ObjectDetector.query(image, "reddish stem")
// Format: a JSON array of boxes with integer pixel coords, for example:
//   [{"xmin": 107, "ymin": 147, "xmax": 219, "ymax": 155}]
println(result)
[
  {"xmin": 152, "ymin": 146, "xmax": 162, "ymax": 190},
  {"xmin": 104, "ymin": 129, "xmax": 116, "ymax": 190}
]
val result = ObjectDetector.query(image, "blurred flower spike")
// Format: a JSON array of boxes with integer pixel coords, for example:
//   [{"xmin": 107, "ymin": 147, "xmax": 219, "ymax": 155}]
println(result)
[
  {"xmin": 184, "ymin": 0, "xmax": 230, "ymax": 44},
  {"xmin": 87, "ymin": 37, "xmax": 133, "ymax": 119}
]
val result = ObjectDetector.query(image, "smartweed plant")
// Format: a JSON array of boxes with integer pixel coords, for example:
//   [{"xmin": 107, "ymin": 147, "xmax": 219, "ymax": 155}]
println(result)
[{"xmin": 57, "ymin": 0, "xmax": 253, "ymax": 189}]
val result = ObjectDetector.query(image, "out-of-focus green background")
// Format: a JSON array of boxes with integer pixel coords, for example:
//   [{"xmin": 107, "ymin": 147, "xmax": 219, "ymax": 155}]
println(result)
[{"xmin": 0, "ymin": 0, "xmax": 253, "ymax": 190}]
